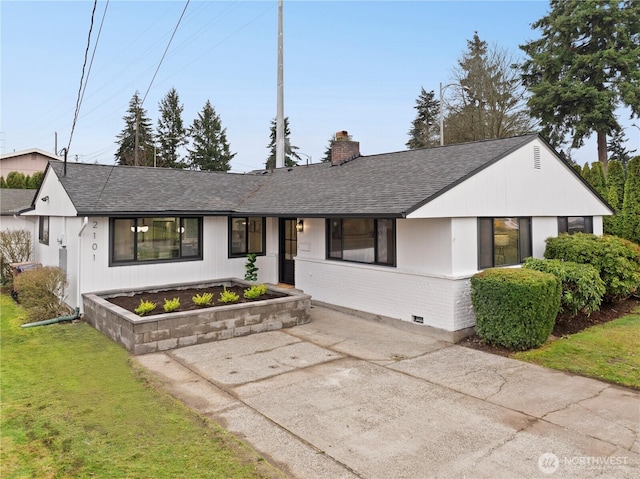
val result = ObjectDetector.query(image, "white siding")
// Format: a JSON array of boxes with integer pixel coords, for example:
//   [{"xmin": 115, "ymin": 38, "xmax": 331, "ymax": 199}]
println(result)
[
  {"xmin": 32, "ymin": 216, "xmax": 279, "ymax": 311},
  {"xmin": 408, "ymin": 139, "xmax": 611, "ymax": 218},
  {"xmin": 23, "ymin": 168, "xmax": 77, "ymax": 218}
]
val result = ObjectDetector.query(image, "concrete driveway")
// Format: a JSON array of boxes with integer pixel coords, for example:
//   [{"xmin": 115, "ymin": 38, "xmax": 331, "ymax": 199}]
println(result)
[{"xmin": 136, "ymin": 306, "xmax": 639, "ymax": 479}]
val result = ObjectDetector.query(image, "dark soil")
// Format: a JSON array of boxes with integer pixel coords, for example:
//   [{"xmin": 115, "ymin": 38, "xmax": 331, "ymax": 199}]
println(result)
[
  {"xmin": 460, "ymin": 297, "xmax": 640, "ymax": 357},
  {"xmin": 107, "ymin": 285, "xmax": 285, "ymax": 317}
]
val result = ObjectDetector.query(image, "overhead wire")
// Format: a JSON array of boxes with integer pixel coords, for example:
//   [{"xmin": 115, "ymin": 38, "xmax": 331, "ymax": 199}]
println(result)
[
  {"xmin": 140, "ymin": 0, "xmax": 190, "ymax": 106},
  {"xmin": 66, "ymin": 0, "xmax": 99, "ymax": 154},
  {"xmin": 77, "ymin": 0, "xmax": 110, "ymax": 126}
]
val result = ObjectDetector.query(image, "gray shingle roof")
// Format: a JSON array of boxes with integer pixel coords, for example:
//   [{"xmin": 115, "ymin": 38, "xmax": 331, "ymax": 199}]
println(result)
[
  {"xmin": 49, "ymin": 135, "xmax": 540, "ymax": 217},
  {"xmin": 1, "ymin": 189, "xmax": 36, "ymax": 215},
  {"xmin": 238, "ymin": 134, "xmax": 539, "ymax": 216},
  {"xmin": 50, "ymin": 162, "xmax": 265, "ymax": 215}
]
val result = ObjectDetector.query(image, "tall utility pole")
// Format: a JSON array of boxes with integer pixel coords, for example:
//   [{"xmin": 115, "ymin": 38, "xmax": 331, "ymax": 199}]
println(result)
[{"xmin": 275, "ymin": 0, "xmax": 285, "ymax": 169}]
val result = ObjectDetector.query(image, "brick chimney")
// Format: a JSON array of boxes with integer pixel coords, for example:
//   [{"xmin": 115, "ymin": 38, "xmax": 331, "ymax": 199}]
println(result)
[{"xmin": 330, "ymin": 130, "xmax": 360, "ymax": 165}]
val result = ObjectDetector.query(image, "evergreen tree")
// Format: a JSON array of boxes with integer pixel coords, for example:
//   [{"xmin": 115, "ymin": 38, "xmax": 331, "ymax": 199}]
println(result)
[
  {"xmin": 444, "ymin": 33, "xmax": 533, "ymax": 144},
  {"xmin": 607, "ymin": 128, "xmax": 636, "ymax": 169},
  {"xmin": 0, "ymin": 176, "xmax": 5, "ymax": 188},
  {"xmin": 621, "ymin": 156, "xmax": 640, "ymax": 244},
  {"xmin": 604, "ymin": 160, "xmax": 626, "ymax": 236},
  {"xmin": 265, "ymin": 117, "xmax": 300, "ymax": 169},
  {"xmin": 586, "ymin": 161, "xmax": 607, "ymax": 198},
  {"xmin": 406, "ymin": 87, "xmax": 440, "ymax": 149},
  {"xmin": 5, "ymin": 172, "xmax": 27, "ymax": 189},
  {"xmin": 571, "ymin": 163, "xmax": 583, "ymax": 176},
  {"xmin": 27, "ymin": 172, "xmax": 44, "ymax": 189},
  {"xmin": 187, "ymin": 100, "xmax": 235, "ymax": 171},
  {"xmin": 520, "ymin": 0, "xmax": 640, "ymax": 170},
  {"xmin": 115, "ymin": 91, "xmax": 155, "ymax": 166},
  {"xmin": 321, "ymin": 134, "xmax": 335, "ymax": 163},
  {"xmin": 156, "ymin": 87, "xmax": 188, "ymax": 168}
]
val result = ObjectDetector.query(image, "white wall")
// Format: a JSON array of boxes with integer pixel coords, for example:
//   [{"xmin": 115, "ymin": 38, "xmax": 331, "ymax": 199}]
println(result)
[
  {"xmin": 296, "ymin": 257, "xmax": 474, "ymax": 331},
  {"xmin": 31, "ymin": 215, "xmax": 280, "ymax": 311},
  {"xmin": 0, "ymin": 216, "xmax": 37, "ymax": 265},
  {"xmin": 396, "ymin": 218, "xmax": 452, "ymax": 275},
  {"xmin": 408, "ymin": 139, "xmax": 611, "ymax": 219}
]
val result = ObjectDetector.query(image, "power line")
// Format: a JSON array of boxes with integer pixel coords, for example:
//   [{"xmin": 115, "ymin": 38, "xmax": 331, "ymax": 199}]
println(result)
[
  {"xmin": 78, "ymin": 1, "xmax": 110, "ymax": 128},
  {"xmin": 141, "ymin": 0, "xmax": 190, "ymax": 106},
  {"xmin": 66, "ymin": 0, "xmax": 99, "ymax": 154}
]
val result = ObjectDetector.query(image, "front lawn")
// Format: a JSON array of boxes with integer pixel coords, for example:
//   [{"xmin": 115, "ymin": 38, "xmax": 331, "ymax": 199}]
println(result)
[
  {"xmin": 0, "ymin": 295, "xmax": 284, "ymax": 478},
  {"xmin": 514, "ymin": 307, "xmax": 640, "ymax": 389}
]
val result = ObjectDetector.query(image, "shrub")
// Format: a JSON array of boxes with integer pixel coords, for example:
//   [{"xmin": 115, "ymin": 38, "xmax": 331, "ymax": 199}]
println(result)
[
  {"xmin": 134, "ymin": 299, "xmax": 156, "ymax": 316},
  {"xmin": 244, "ymin": 283, "xmax": 268, "ymax": 299},
  {"xmin": 470, "ymin": 268, "xmax": 561, "ymax": 351},
  {"xmin": 0, "ymin": 229, "xmax": 33, "ymax": 282},
  {"xmin": 218, "ymin": 287, "xmax": 239, "ymax": 304},
  {"xmin": 163, "ymin": 297, "xmax": 180, "ymax": 313},
  {"xmin": 192, "ymin": 292, "xmax": 214, "ymax": 306},
  {"xmin": 544, "ymin": 233, "xmax": 640, "ymax": 301},
  {"xmin": 13, "ymin": 266, "xmax": 69, "ymax": 322},
  {"xmin": 244, "ymin": 253, "xmax": 258, "ymax": 282},
  {"xmin": 523, "ymin": 258, "xmax": 605, "ymax": 317}
]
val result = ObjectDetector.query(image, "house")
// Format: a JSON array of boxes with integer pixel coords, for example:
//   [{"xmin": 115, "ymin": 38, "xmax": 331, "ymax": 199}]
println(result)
[
  {"xmin": 1, "ymin": 148, "xmax": 61, "ymax": 179},
  {"xmin": 21, "ymin": 133, "xmax": 612, "ymax": 340},
  {"xmin": 1, "ymin": 188, "xmax": 37, "ymax": 234}
]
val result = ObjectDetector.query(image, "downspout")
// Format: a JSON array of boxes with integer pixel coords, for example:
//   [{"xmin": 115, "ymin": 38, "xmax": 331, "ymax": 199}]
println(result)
[
  {"xmin": 77, "ymin": 217, "xmax": 89, "ymax": 313},
  {"xmin": 21, "ymin": 308, "xmax": 80, "ymax": 328}
]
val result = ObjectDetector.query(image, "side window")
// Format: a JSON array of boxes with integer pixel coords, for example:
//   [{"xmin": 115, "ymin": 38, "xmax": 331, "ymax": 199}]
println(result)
[
  {"xmin": 229, "ymin": 217, "xmax": 265, "ymax": 257},
  {"xmin": 478, "ymin": 217, "xmax": 531, "ymax": 269},
  {"xmin": 558, "ymin": 216, "xmax": 593, "ymax": 234},
  {"xmin": 39, "ymin": 216, "xmax": 50, "ymax": 245}
]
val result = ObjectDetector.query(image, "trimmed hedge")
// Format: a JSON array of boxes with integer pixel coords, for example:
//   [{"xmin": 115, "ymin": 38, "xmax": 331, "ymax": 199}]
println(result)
[
  {"xmin": 470, "ymin": 268, "xmax": 561, "ymax": 351},
  {"xmin": 544, "ymin": 233, "xmax": 640, "ymax": 301},
  {"xmin": 523, "ymin": 258, "xmax": 605, "ymax": 317}
]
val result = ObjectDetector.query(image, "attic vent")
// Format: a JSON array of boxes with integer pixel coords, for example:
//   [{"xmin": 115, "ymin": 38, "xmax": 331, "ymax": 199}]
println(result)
[{"xmin": 533, "ymin": 146, "xmax": 541, "ymax": 169}]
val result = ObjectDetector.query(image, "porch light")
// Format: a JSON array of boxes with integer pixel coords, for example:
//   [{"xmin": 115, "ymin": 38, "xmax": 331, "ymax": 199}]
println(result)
[{"xmin": 296, "ymin": 220, "xmax": 304, "ymax": 232}]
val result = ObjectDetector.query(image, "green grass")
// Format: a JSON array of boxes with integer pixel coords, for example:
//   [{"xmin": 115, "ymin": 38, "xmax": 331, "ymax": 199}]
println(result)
[
  {"xmin": 0, "ymin": 295, "xmax": 283, "ymax": 478},
  {"xmin": 514, "ymin": 307, "xmax": 640, "ymax": 389}
]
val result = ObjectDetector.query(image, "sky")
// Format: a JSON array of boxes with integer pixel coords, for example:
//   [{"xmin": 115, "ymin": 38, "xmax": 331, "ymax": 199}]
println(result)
[{"xmin": 1, "ymin": 0, "xmax": 638, "ymax": 173}]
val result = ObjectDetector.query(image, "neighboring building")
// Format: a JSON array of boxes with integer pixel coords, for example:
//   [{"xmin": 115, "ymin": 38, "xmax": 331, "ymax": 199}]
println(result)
[
  {"xmin": 21, "ymin": 133, "xmax": 612, "ymax": 340},
  {"xmin": 0, "ymin": 188, "xmax": 37, "ymax": 232},
  {"xmin": 1, "ymin": 148, "xmax": 61, "ymax": 179}
]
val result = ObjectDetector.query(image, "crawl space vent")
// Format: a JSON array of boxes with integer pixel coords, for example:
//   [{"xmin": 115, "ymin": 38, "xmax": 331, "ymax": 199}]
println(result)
[
  {"xmin": 412, "ymin": 315, "xmax": 424, "ymax": 324},
  {"xmin": 533, "ymin": 146, "xmax": 541, "ymax": 169}
]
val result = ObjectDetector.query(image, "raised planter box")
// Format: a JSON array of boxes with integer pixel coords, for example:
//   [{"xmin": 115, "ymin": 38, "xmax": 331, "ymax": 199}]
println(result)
[{"xmin": 82, "ymin": 278, "xmax": 311, "ymax": 355}]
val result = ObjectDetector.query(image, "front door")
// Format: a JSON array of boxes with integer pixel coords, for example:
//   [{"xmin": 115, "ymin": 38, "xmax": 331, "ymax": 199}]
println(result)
[{"xmin": 279, "ymin": 218, "xmax": 297, "ymax": 285}]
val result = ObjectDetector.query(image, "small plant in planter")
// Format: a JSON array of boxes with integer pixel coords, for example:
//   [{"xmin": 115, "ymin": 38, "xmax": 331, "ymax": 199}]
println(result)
[
  {"xmin": 192, "ymin": 292, "xmax": 214, "ymax": 307},
  {"xmin": 163, "ymin": 297, "xmax": 180, "ymax": 313},
  {"xmin": 218, "ymin": 287, "xmax": 240, "ymax": 304},
  {"xmin": 245, "ymin": 253, "xmax": 258, "ymax": 282},
  {"xmin": 244, "ymin": 283, "xmax": 268, "ymax": 299},
  {"xmin": 134, "ymin": 299, "xmax": 157, "ymax": 316}
]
